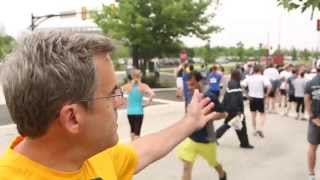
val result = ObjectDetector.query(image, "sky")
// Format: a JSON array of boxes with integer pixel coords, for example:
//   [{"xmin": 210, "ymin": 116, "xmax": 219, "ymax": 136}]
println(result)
[{"xmin": 0, "ymin": 0, "xmax": 319, "ymax": 50}]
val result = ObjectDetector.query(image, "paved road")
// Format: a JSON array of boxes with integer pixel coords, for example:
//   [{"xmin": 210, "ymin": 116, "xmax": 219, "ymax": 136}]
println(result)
[
  {"xmin": 0, "ymin": 86, "xmax": 318, "ymax": 179},
  {"xmin": 134, "ymin": 106, "xmax": 314, "ymax": 180}
]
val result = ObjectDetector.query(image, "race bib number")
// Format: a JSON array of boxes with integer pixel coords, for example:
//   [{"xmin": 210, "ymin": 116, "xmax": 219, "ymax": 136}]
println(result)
[{"xmin": 210, "ymin": 78, "xmax": 217, "ymax": 84}]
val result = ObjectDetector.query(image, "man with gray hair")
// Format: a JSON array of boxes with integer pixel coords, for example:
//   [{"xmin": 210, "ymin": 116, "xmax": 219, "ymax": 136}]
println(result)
[{"xmin": 0, "ymin": 31, "xmax": 216, "ymax": 180}]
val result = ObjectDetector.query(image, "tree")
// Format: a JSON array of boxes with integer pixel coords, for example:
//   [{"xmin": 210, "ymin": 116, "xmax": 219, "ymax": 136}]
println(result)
[
  {"xmin": 93, "ymin": 0, "xmax": 220, "ymax": 70},
  {"xmin": 291, "ymin": 47, "xmax": 298, "ymax": 61},
  {"xmin": 278, "ymin": 0, "xmax": 320, "ymax": 19},
  {"xmin": 236, "ymin": 41, "xmax": 245, "ymax": 62},
  {"xmin": 301, "ymin": 48, "xmax": 311, "ymax": 60},
  {"xmin": 0, "ymin": 34, "xmax": 15, "ymax": 61}
]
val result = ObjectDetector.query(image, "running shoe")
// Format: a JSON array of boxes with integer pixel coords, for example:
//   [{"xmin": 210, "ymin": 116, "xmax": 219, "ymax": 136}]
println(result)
[
  {"xmin": 240, "ymin": 144, "xmax": 254, "ymax": 149},
  {"xmin": 220, "ymin": 171, "xmax": 227, "ymax": 180},
  {"xmin": 257, "ymin": 130, "xmax": 264, "ymax": 138},
  {"xmin": 308, "ymin": 175, "xmax": 315, "ymax": 180}
]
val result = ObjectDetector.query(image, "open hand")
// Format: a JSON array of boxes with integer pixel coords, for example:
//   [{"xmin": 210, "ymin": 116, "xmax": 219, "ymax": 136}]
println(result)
[{"xmin": 185, "ymin": 89, "xmax": 215, "ymax": 130}]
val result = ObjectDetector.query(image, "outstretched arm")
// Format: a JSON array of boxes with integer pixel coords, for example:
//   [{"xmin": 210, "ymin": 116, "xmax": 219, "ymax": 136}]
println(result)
[{"xmin": 131, "ymin": 90, "xmax": 216, "ymax": 173}]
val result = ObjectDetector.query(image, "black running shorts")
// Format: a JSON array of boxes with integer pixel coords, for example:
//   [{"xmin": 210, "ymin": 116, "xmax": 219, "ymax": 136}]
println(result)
[
  {"xmin": 128, "ymin": 115, "xmax": 144, "ymax": 136},
  {"xmin": 280, "ymin": 89, "xmax": 287, "ymax": 96},
  {"xmin": 288, "ymin": 94, "xmax": 295, "ymax": 102},
  {"xmin": 249, "ymin": 97, "xmax": 265, "ymax": 113},
  {"xmin": 308, "ymin": 119, "xmax": 320, "ymax": 145}
]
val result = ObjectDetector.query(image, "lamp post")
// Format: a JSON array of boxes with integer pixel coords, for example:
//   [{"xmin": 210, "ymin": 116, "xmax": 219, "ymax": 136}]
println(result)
[
  {"xmin": 31, "ymin": 13, "xmax": 63, "ymax": 31},
  {"xmin": 30, "ymin": 8, "xmax": 87, "ymax": 31}
]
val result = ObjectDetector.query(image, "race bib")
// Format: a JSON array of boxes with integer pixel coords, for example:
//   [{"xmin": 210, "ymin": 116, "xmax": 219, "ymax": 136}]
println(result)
[{"xmin": 210, "ymin": 78, "xmax": 217, "ymax": 84}]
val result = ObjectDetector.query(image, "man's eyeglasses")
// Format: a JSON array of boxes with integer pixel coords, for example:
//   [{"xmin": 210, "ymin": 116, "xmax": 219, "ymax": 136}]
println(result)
[{"xmin": 79, "ymin": 88, "xmax": 123, "ymax": 102}]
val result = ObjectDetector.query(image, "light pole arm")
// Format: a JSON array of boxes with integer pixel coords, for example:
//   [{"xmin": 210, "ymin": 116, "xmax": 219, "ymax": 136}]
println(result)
[{"xmin": 30, "ymin": 12, "xmax": 77, "ymax": 31}]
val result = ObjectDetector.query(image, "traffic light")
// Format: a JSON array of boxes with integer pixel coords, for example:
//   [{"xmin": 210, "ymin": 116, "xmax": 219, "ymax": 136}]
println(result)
[{"xmin": 81, "ymin": 7, "xmax": 87, "ymax": 20}]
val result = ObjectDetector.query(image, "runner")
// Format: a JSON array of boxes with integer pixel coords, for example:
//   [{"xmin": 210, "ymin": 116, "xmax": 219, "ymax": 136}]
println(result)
[
  {"xmin": 219, "ymin": 65, "xmax": 228, "ymax": 100},
  {"xmin": 292, "ymin": 70, "xmax": 307, "ymax": 120},
  {"xmin": 177, "ymin": 71, "xmax": 227, "ymax": 180},
  {"xmin": 122, "ymin": 69, "xmax": 155, "ymax": 141},
  {"xmin": 279, "ymin": 64, "xmax": 292, "ymax": 114},
  {"xmin": 175, "ymin": 64, "xmax": 184, "ymax": 99},
  {"xmin": 305, "ymin": 59, "xmax": 320, "ymax": 180},
  {"xmin": 286, "ymin": 68, "xmax": 298, "ymax": 116},
  {"xmin": 216, "ymin": 69, "xmax": 254, "ymax": 149},
  {"xmin": 208, "ymin": 64, "xmax": 222, "ymax": 98},
  {"xmin": 263, "ymin": 64, "xmax": 281, "ymax": 113},
  {"xmin": 182, "ymin": 64, "xmax": 193, "ymax": 112},
  {"xmin": 241, "ymin": 65, "xmax": 271, "ymax": 138}
]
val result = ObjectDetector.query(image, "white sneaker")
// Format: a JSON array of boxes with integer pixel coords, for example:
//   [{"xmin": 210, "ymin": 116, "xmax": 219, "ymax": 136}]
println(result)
[
  {"xmin": 308, "ymin": 175, "xmax": 315, "ymax": 180},
  {"xmin": 301, "ymin": 114, "xmax": 308, "ymax": 121}
]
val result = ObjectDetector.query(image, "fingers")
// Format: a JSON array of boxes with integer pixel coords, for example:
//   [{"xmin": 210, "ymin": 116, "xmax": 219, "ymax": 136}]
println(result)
[
  {"xmin": 193, "ymin": 89, "xmax": 200, "ymax": 102},
  {"xmin": 201, "ymin": 102, "xmax": 214, "ymax": 115},
  {"xmin": 313, "ymin": 119, "xmax": 320, "ymax": 127},
  {"xmin": 190, "ymin": 89, "xmax": 203, "ymax": 104},
  {"xmin": 203, "ymin": 111, "xmax": 216, "ymax": 122},
  {"xmin": 199, "ymin": 97, "xmax": 211, "ymax": 108}
]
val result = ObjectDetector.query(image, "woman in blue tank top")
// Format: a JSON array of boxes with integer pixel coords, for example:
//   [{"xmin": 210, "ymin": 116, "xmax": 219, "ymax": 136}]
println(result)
[{"xmin": 122, "ymin": 69, "xmax": 154, "ymax": 141}]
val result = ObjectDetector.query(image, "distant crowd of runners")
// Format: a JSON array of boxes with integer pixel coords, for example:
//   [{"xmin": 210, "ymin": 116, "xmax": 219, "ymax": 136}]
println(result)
[{"xmin": 122, "ymin": 59, "xmax": 320, "ymax": 180}]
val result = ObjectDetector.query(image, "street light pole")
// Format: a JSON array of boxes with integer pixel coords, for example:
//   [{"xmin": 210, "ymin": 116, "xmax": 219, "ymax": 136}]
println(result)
[
  {"xmin": 31, "ymin": 14, "xmax": 35, "ymax": 31},
  {"xmin": 29, "ymin": 10, "xmax": 82, "ymax": 31},
  {"xmin": 30, "ymin": 13, "xmax": 64, "ymax": 31}
]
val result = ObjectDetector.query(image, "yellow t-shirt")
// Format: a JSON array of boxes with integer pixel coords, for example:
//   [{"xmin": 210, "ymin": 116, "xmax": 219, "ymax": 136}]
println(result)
[{"xmin": 0, "ymin": 136, "xmax": 138, "ymax": 180}]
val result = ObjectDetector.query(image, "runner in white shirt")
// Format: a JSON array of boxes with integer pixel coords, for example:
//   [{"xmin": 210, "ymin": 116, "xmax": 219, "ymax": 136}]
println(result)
[
  {"xmin": 306, "ymin": 68, "xmax": 317, "ymax": 82},
  {"xmin": 292, "ymin": 71, "xmax": 307, "ymax": 120},
  {"xmin": 241, "ymin": 65, "xmax": 271, "ymax": 138},
  {"xmin": 263, "ymin": 64, "xmax": 281, "ymax": 113},
  {"xmin": 279, "ymin": 64, "xmax": 292, "ymax": 114}
]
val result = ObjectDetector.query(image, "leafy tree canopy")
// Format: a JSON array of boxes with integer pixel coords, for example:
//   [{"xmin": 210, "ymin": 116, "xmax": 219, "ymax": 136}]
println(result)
[
  {"xmin": 0, "ymin": 34, "xmax": 15, "ymax": 61},
  {"xmin": 93, "ymin": 0, "xmax": 220, "ymax": 68},
  {"xmin": 278, "ymin": 0, "xmax": 320, "ymax": 19}
]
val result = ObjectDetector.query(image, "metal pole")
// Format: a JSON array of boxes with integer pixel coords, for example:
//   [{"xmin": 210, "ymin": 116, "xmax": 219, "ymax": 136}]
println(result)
[{"xmin": 31, "ymin": 14, "xmax": 35, "ymax": 31}]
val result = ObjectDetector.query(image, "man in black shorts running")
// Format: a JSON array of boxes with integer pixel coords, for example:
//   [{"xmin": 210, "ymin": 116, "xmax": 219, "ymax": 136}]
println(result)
[{"xmin": 241, "ymin": 65, "xmax": 271, "ymax": 138}]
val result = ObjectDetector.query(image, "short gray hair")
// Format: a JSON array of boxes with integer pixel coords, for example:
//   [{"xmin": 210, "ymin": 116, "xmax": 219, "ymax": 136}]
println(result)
[{"xmin": 1, "ymin": 30, "xmax": 114, "ymax": 138}]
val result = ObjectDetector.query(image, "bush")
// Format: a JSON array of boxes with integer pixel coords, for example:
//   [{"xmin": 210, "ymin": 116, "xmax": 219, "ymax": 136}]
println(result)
[
  {"xmin": 142, "ymin": 75, "xmax": 161, "ymax": 88},
  {"xmin": 120, "ymin": 74, "xmax": 173, "ymax": 88}
]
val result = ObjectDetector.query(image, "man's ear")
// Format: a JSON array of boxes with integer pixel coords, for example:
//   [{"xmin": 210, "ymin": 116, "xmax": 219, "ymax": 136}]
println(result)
[{"xmin": 58, "ymin": 104, "xmax": 81, "ymax": 134}]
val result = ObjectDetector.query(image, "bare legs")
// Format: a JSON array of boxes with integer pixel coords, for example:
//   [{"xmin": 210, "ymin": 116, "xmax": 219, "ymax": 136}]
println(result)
[
  {"xmin": 181, "ymin": 160, "xmax": 226, "ymax": 180},
  {"xmin": 308, "ymin": 144, "xmax": 318, "ymax": 176}
]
